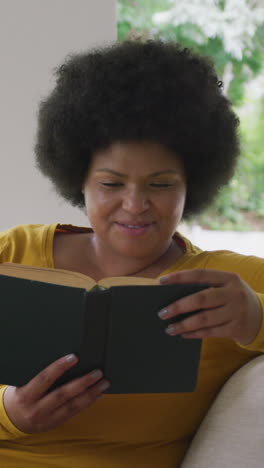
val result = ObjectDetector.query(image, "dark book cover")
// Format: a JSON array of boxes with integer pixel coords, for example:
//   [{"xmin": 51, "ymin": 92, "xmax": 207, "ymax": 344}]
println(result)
[{"xmin": 0, "ymin": 274, "xmax": 208, "ymax": 393}]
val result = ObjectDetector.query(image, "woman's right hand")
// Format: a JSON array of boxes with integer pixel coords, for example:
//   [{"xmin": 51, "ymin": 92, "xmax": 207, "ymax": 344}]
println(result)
[{"xmin": 3, "ymin": 354, "xmax": 110, "ymax": 433}]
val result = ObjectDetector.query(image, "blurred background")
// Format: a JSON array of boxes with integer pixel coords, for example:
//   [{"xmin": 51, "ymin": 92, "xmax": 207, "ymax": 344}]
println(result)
[{"xmin": 117, "ymin": 0, "xmax": 264, "ymax": 255}]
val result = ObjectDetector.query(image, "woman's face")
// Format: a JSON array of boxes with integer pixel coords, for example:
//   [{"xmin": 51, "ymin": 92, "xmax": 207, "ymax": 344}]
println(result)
[{"xmin": 82, "ymin": 141, "xmax": 186, "ymax": 259}]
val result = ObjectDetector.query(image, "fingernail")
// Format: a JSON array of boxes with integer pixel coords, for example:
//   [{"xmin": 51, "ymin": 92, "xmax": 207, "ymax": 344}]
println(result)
[
  {"xmin": 158, "ymin": 308, "xmax": 168, "ymax": 319},
  {"xmin": 98, "ymin": 380, "xmax": 110, "ymax": 392},
  {"xmin": 65, "ymin": 353, "xmax": 77, "ymax": 363},
  {"xmin": 165, "ymin": 325, "xmax": 175, "ymax": 335},
  {"xmin": 90, "ymin": 369, "xmax": 103, "ymax": 380},
  {"xmin": 159, "ymin": 276, "xmax": 168, "ymax": 284}
]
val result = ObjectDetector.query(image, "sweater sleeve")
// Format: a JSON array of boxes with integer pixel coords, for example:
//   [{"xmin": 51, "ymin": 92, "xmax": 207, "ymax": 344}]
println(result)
[
  {"xmin": 0, "ymin": 231, "xmax": 28, "ymax": 439},
  {"xmin": 236, "ymin": 293, "xmax": 264, "ymax": 352},
  {"xmin": 0, "ymin": 386, "xmax": 29, "ymax": 440},
  {"xmin": 0, "ymin": 225, "xmax": 53, "ymax": 440},
  {"xmin": 203, "ymin": 251, "xmax": 264, "ymax": 353}
]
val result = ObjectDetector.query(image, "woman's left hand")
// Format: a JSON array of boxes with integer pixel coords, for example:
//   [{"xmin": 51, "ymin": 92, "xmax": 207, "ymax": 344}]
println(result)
[{"xmin": 158, "ymin": 269, "xmax": 263, "ymax": 345}]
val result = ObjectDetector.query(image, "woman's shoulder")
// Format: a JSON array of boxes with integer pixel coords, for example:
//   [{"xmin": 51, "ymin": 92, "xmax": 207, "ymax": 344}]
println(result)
[
  {"xmin": 200, "ymin": 248, "xmax": 264, "ymax": 290},
  {"xmin": 0, "ymin": 223, "xmax": 57, "ymax": 264},
  {"xmin": 176, "ymin": 231, "xmax": 264, "ymax": 270},
  {"xmin": 175, "ymin": 231, "xmax": 264, "ymax": 288},
  {"xmin": 202, "ymin": 248, "xmax": 264, "ymax": 269}
]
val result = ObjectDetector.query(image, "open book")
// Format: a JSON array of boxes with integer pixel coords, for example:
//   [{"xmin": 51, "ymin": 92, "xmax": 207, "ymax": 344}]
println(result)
[{"xmin": 0, "ymin": 262, "xmax": 208, "ymax": 393}]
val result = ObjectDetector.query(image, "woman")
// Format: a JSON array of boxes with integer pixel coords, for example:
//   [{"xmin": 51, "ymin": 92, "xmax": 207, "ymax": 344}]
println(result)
[{"xmin": 0, "ymin": 40, "xmax": 263, "ymax": 467}]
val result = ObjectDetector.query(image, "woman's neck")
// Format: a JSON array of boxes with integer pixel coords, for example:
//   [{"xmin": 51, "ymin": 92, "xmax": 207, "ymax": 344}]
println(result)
[
  {"xmin": 87, "ymin": 235, "xmax": 183, "ymax": 280},
  {"xmin": 53, "ymin": 228, "xmax": 185, "ymax": 281}
]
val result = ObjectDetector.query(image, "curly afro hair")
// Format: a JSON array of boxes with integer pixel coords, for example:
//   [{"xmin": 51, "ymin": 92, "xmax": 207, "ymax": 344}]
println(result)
[{"xmin": 35, "ymin": 39, "xmax": 240, "ymax": 218}]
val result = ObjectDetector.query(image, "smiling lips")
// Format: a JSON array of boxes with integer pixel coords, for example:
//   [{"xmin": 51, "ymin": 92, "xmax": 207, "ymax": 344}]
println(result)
[
  {"xmin": 118, "ymin": 222, "xmax": 153, "ymax": 227},
  {"xmin": 115, "ymin": 222, "xmax": 154, "ymax": 235}
]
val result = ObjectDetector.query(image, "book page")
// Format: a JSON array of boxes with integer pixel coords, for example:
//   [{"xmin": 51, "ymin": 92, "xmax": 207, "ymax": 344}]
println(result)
[
  {"xmin": 98, "ymin": 276, "xmax": 159, "ymax": 287},
  {"xmin": 0, "ymin": 263, "xmax": 159, "ymax": 290},
  {"xmin": 0, "ymin": 263, "xmax": 96, "ymax": 290}
]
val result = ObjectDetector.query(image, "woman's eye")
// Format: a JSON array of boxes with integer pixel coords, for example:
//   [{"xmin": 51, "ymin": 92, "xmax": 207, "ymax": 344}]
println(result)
[
  {"xmin": 150, "ymin": 183, "xmax": 173, "ymax": 187},
  {"xmin": 100, "ymin": 182, "xmax": 174, "ymax": 188},
  {"xmin": 101, "ymin": 183, "xmax": 122, "ymax": 187}
]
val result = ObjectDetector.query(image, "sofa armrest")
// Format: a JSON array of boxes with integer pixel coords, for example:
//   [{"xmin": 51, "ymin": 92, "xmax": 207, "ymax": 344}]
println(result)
[{"xmin": 180, "ymin": 354, "xmax": 264, "ymax": 468}]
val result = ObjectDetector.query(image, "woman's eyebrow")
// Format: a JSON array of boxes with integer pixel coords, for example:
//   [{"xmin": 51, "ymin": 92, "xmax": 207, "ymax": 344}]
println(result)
[{"xmin": 95, "ymin": 169, "xmax": 179, "ymax": 177}]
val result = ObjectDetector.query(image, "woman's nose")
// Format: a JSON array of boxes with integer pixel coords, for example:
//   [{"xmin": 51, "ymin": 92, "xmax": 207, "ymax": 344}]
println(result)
[{"xmin": 122, "ymin": 189, "xmax": 150, "ymax": 213}]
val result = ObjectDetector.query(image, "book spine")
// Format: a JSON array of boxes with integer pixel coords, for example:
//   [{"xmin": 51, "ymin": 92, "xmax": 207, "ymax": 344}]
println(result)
[{"xmin": 79, "ymin": 289, "xmax": 110, "ymax": 375}]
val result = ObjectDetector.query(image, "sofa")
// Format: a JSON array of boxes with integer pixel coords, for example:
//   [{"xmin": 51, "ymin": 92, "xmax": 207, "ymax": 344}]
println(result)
[{"xmin": 180, "ymin": 355, "xmax": 264, "ymax": 467}]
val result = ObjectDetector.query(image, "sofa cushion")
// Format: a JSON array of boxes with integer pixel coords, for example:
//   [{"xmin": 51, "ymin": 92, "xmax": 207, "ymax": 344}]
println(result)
[{"xmin": 181, "ymin": 355, "xmax": 264, "ymax": 467}]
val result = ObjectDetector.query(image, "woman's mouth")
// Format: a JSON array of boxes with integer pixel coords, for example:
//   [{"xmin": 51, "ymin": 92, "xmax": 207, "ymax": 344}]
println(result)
[{"xmin": 115, "ymin": 222, "xmax": 154, "ymax": 235}]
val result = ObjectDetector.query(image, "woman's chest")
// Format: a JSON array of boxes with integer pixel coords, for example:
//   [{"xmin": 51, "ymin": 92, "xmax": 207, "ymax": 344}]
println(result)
[{"xmin": 53, "ymin": 232, "xmax": 184, "ymax": 280}]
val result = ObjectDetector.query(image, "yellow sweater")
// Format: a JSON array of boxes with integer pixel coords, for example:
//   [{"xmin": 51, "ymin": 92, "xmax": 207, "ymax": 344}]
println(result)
[{"xmin": 0, "ymin": 223, "xmax": 264, "ymax": 468}]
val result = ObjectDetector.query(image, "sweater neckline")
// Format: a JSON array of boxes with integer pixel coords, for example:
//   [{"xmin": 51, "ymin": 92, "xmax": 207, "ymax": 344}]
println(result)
[{"xmin": 45, "ymin": 223, "xmax": 199, "ymax": 278}]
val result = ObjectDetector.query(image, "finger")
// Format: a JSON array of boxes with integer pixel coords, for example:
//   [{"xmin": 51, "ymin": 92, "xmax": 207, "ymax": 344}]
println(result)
[
  {"xmin": 20, "ymin": 354, "xmax": 79, "ymax": 402},
  {"xmin": 180, "ymin": 321, "xmax": 233, "ymax": 339},
  {"xmin": 41, "ymin": 368, "xmax": 108, "ymax": 412},
  {"xmin": 165, "ymin": 307, "xmax": 230, "ymax": 335},
  {"xmin": 160, "ymin": 268, "xmax": 238, "ymax": 287},
  {"xmin": 158, "ymin": 286, "xmax": 227, "ymax": 319},
  {"xmin": 44, "ymin": 379, "xmax": 110, "ymax": 430}
]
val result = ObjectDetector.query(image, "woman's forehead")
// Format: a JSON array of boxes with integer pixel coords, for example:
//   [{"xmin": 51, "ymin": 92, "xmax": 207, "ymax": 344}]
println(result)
[{"xmin": 89, "ymin": 141, "xmax": 184, "ymax": 170}]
